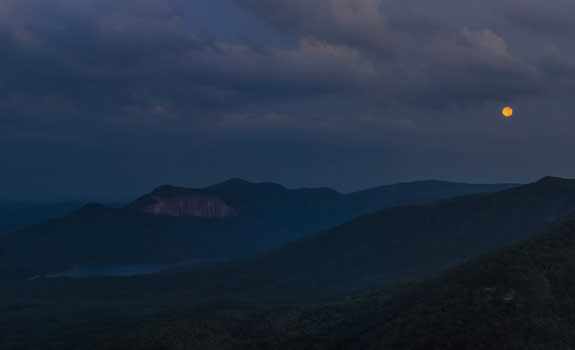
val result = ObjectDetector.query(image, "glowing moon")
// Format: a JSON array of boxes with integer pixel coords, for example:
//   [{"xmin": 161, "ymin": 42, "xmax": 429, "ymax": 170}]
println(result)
[{"xmin": 502, "ymin": 107, "xmax": 513, "ymax": 118}]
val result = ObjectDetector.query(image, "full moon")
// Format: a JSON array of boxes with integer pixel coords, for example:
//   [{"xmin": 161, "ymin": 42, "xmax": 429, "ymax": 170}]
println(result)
[{"xmin": 502, "ymin": 107, "xmax": 513, "ymax": 117}]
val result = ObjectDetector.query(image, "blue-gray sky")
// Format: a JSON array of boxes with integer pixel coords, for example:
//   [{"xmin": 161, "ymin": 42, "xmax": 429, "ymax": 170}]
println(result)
[{"xmin": 1, "ymin": 0, "xmax": 575, "ymax": 200}]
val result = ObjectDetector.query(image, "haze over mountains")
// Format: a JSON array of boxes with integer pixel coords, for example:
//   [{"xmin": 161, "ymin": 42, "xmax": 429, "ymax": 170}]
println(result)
[
  {"xmin": 0, "ymin": 178, "xmax": 515, "ymax": 281},
  {"xmin": 0, "ymin": 201, "xmax": 86, "ymax": 235}
]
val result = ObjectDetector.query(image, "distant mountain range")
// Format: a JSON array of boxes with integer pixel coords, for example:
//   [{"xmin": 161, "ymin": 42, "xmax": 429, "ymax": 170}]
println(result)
[
  {"xmin": 16, "ymin": 176, "xmax": 575, "ymax": 305},
  {"xmin": 217, "ymin": 176, "xmax": 575, "ymax": 300},
  {"xmin": 0, "ymin": 178, "xmax": 515, "ymax": 281}
]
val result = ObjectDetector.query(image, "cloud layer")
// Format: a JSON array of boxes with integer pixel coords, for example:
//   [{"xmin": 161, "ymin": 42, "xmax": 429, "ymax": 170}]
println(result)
[
  {"xmin": 2, "ymin": 0, "xmax": 575, "ymax": 199},
  {"xmin": 2, "ymin": 0, "xmax": 573, "ymax": 123}
]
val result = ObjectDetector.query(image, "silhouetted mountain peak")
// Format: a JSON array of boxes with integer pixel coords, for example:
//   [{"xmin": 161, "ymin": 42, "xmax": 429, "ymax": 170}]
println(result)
[{"xmin": 535, "ymin": 176, "xmax": 575, "ymax": 186}]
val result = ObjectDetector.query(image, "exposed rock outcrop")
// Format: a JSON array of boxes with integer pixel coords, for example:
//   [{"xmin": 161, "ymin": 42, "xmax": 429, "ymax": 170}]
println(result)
[{"xmin": 128, "ymin": 186, "xmax": 237, "ymax": 217}]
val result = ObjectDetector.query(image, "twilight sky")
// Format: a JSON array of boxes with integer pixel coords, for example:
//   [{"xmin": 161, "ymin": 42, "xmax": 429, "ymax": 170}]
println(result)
[{"xmin": 1, "ymin": 0, "xmax": 575, "ymax": 200}]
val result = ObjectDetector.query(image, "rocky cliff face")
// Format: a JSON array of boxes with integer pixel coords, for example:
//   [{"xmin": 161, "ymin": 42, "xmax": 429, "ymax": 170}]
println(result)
[{"xmin": 128, "ymin": 186, "xmax": 237, "ymax": 218}]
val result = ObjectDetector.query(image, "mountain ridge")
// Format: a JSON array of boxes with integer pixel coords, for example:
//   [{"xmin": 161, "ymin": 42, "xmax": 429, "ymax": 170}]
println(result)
[
  {"xmin": 57, "ymin": 176, "xmax": 575, "ymax": 304},
  {"xmin": 0, "ymin": 179, "xmax": 517, "ymax": 282}
]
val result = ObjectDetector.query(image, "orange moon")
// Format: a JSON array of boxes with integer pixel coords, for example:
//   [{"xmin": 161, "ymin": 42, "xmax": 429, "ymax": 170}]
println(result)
[{"xmin": 502, "ymin": 107, "xmax": 513, "ymax": 117}]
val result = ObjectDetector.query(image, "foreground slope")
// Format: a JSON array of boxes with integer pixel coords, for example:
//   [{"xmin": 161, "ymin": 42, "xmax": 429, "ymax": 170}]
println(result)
[
  {"xmin": 0, "ymin": 179, "xmax": 513, "ymax": 281},
  {"xmin": 95, "ymin": 214, "xmax": 575, "ymax": 350},
  {"xmin": 334, "ymin": 217, "xmax": 575, "ymax": 350}
]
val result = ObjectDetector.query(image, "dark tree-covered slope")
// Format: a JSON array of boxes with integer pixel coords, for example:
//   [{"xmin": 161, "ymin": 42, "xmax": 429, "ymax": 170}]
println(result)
[{"xmin": 82, "ymin": 213, "xmax": 575, "ymax": 350}]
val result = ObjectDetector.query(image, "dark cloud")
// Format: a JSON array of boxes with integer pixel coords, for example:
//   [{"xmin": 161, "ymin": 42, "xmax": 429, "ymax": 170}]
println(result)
[
  {"xmin": 235, "ymin": 0, "xmax": 390, "ymax": 52},
  {"xmin": 502, "ymin": 5, "xmax": 575, "ymax": 34},
  {"xmin": 235, "ymin": 0, "xmax": 573, "ymax": 108},
  {"xmin": 0, "ymin": 0, "xmax": 572, "ymax": 127},
  {"xmin": 0, "ymin": 0, "xmax": 379, "ymax": 125}
]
